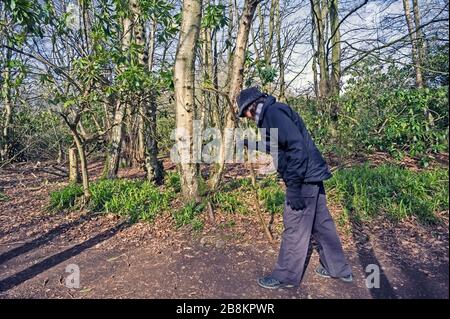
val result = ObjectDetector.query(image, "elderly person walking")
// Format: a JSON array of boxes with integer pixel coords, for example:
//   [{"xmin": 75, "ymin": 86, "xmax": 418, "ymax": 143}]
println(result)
[{"xmin": 237, "ymin": 87, "xmax": 353, "ymax": 289}]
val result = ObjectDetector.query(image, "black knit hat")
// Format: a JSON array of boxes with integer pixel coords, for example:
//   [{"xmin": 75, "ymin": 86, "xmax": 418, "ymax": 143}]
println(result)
[{"xmin": 237, "ymin": 87, "xmax": 266, "ymax": 117}]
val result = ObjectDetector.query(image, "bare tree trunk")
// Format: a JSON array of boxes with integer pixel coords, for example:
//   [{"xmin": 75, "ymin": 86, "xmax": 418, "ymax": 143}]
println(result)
[
  {"xmin": 148, "ymin": 18, "xmax": 157, "ymax": 72},
  {"xmin": 329, "ymin": 0, "xmax": 341, "ymax": 97},
  {"xmin": 402, "ymin": 0, "xmax": 424, "ymax": 88},
  {"xmin": 312, "ymin": 0, "xmax": 330, "ymax": 98},
  {"xmin": 257, "ymin": 3, "xmax": 266, "ymax": 62},
  {"xmin": 411, "ymin": 0, "xmax": 433, "ymax": 125},
  {"xmin": 105, "ymin": 101, "xmax": 126, "ymax": 178},
  {"xmin": 227, "ymin": 0, "xmax": 235, "ymax": 62},
  {"xmin": 329, "ymin": 0, "xmax": 341, "ymax": 125},
  {"xmin": 212, "ymin": 29, "xmax": 220, "ymax": 127},
  {"xmin": 174, "ymin": 0, "xmax": 203, "ymax": 200},
  {"xmin": 78, "ymin": 0, "xmax": 92, "ymax": 53},
  {"xmin": 122, "ymin": 0, "xmax": 163, "ymax": 183},
  {"xmin": 131, "ymin": 0, "xmax": 146, "ymax": 64},
  {"xmin": 266, "ymin": 0, "xmax": 276, "ymax": 63},
  {"xmin": 275, "ymin": 0, "xmax": 286, "ymax": 102},
  {"xmin": 1, "ymin": 47, "xmax": 12, "ymax": 161},
  {"xmin": 262, "ymin": 0, "xmax": 277, "ymax": 92},
  {"xmin": 131, "ymin": 0, "xmax": 147, "ymax": 167},
  {"xmin": 56, "ymin": 143, "xmax": 63, "ymax": 164},
  {"xmin": 201, "ymin": 26, "xmax": 212, "ymax": 129},
  {"xmin": 229, "ymin": 0, "xmax": 261, "ymax": 117},
  {"xmin": 136, "ymin": 108, "xmax": 145, "ymax": 164},
  {"xmin": 104, "ymin": 13, "xmax": 133, "ymax": 178},
  {"xmin": 68, "ymin": 146, "xmax": 81, "ymax": 183},
  {"xmin": 412, "ymin": 0, "xmax": 426, "ymax": 72},
  {"xmin": 310, "ymin": 6, "xmax": 319, "ymax": 98},
  {"xmin": 70, "ymin": 128, "xmax": 90, "ymax": 201},
  {"xmin": 144, "ymin": 96, "xmax": 163, "ymax": 184},
  {"xmin": 209, "ymin": 0, "xmax": 260, "ymax": 190},
  {"xmin": 145, "ymin": 26, "xmax": 164, "ymax": 183}
]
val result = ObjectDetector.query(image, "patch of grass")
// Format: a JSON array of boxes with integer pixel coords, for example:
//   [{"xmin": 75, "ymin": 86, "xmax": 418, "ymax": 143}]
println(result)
[
  {"xmin": 173, "ymin": 201, "xmax": 205, "ymax": 231},
  {"xmin": 258, "ymin": 176, "xmax": 285, "ymax": 215},
  {"xmin": 221, "ymin": 178, "xmax": 252, "ymax": 192},
  {"xmin": 211, "ymin": 191, "xmax": 248, "ymax": 214},
  {"xmin": 49, "ymin": 183, "xmax": 83, "ymax": 211},
  {"xmin": 49, "ymin": 179, "xmax": 172, "ymax": 222},
  {"xmin": 212, "ymin": 176, "xmax": 283, "ymax": 216},
  {"xmin": 165, "ymin": 171, "xmax": 181, "ymax": 193},
  {"xmin": 191, "ymin": 218, "xmax": 204, "ymax": 232},
  {"xmin": 0, "ymin": 191, "xmax": 10, "ymax": 202},
  {"xmin": 100, "ymin": 180, "xmax": 172, "ymax": 222},
  {"xmin": 326, "ymin": 164, "xmax": 449, "ymax": 224}
]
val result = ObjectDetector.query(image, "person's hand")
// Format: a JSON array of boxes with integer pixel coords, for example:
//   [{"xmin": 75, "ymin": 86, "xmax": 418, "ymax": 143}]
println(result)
[{"xmin": 286, "ymin": 184, "xmax": 306, "ymax": 210}]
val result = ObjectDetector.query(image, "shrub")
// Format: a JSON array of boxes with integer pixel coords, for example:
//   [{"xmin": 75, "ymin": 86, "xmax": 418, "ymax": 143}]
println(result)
[
  {"xmin": 326, "ymin": 164, "xmax": 449, "ymax": 224},
  {"xmin": 165, "ymin": 171, "xmax": 181, "ymax": 193},
  {"xmin": 49, "ymin": 179, "xmax": 171, "ymax": 222},
  {"xmin": 210, "ymin": 176, "xmax": 284, "ymax": 216},
  {"xmin": 100, "ymin": 180, "xmax": 172, "ymax": 222},
  {"xmin": 173, "ymin": 201, "xmax": 205, "ymax": 231},
  {"xmin": 366, "ymin": 88, "xmax": 448, "ymax": 158},
  {"xmin": 48, "ymin": 183, "xmax": 83, "ymax": 211},
  {"xmin": 290, "ymin": 86, "xmax": 449, "ymax": 161}
]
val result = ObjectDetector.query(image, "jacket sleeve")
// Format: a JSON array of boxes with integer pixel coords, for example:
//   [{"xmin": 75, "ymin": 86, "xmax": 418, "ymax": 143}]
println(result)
[{"xmin": 265, "ymin": 107, "xmax": 307, "ymax": 186}]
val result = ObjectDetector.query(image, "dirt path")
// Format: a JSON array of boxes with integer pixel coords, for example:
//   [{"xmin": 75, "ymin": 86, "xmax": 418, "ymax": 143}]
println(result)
[{"xmin": 0, "ymin": 162, "xmax": 448, "ymax": 299}]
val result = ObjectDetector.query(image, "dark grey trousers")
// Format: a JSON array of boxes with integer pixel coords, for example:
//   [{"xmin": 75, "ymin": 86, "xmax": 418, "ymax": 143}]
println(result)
[{"xmin": 271, "ymin": 182, "xmax": 352, "ymax": 286}]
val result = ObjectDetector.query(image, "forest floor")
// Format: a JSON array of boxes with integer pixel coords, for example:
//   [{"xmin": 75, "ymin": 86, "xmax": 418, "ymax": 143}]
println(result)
[{"xmin": 0, "ymin": 155, "xmax": 448, "ymax": 299}]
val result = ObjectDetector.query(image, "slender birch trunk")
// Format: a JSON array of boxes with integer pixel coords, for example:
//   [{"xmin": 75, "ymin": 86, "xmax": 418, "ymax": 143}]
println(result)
[
  {"xmin": 329, "ymin": 0, "xmax": 341, "ymax": 97},
  {"xmin": 402, "ymin": 0, "xmax": 424, "ymax": 88},
  {"xmin": 1, "ymin": 47, "xmax": 12, "ymax": 161},
  {"xmin": 209, "ymin": 0, "xmax": 260, "ymax": 190},
  {"xmin": 174, "ymin": 0, "xmax": 203, "ymax": 200}
]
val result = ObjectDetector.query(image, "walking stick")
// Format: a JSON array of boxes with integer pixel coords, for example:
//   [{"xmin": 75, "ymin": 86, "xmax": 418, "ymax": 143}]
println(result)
[{"xmin": 246, "ymin": 148, "xmax": 273, "ymax": 242}]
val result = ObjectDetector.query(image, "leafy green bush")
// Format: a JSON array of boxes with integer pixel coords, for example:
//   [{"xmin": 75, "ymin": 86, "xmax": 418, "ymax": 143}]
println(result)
[
  {"xmin": 173, "ymin": 201, "xmax": 205, "ymax": 231},
  {"xmin": 326, "ymin": 164, "xmax": 449, "ymax": 224},
  {"xmin": 49, "ymin": 179, "xmax": 172, "ymax": 222},
  {"xmin": 49, "ymin": 183, "xmax": 83, "ymax": 211},
  {"xmin": 291, "ymin": 69, "xmax": 449, "ymax": 161},
  {"xmin": 363, "ymin": 88, "xmax": 448, "ymax": 158}
]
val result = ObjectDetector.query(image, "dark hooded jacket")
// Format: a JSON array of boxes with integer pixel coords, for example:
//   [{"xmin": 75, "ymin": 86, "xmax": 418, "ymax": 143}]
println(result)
[{"xmin": 256, "ymin": 96, "xmax": 332, "ymax": 186}]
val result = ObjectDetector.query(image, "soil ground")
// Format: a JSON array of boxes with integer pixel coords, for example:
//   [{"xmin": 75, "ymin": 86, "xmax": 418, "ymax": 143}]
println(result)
[{"xmin": 0, "ymin": 156, "xmax": 448, "ymax": 299}]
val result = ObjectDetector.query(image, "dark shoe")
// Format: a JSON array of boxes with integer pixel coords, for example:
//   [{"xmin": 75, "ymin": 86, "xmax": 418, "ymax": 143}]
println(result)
[
  {"xmin": 315, "ymin": 265, "xmax": 353, "ymax": 283},
  {"xmin": 257, "ymin": 276, "xmax": 295, "ymax": 289},
  {"xmin": 315, "ymin": 265, "xmax": 332, "ymax": 278},
  {"xmin": 340, "ymin": 273, "xmax": 353, "ymax": 283}
]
